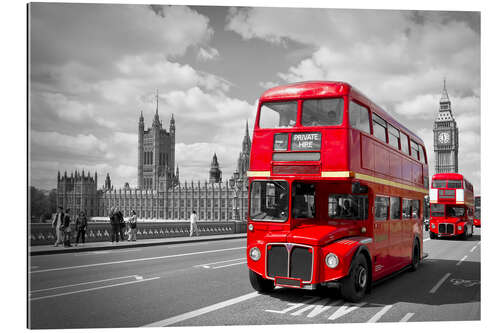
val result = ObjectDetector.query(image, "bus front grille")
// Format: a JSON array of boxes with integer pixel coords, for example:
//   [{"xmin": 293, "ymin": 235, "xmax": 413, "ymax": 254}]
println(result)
[
  {"xmin": 266, "ymin": 244, "xmax": 313, "ymax": 282},
  {"xmin": 438, "ymin": 223, "xmax": 454, "ymax": 234}
]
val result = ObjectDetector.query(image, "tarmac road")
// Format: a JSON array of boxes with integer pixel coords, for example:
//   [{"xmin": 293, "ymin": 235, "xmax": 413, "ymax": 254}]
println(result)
[{"xmin": 28, "ymin": 228, "xmax": 481, "ymax": 328}]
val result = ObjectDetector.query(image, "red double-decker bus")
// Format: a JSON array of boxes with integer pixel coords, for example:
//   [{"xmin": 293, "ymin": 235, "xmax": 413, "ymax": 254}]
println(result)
[
  {"xmin": 429, "ymin": 173, "xmax": 474, "ymax": 239},
  {"xmin": 246, "ymin": 81, "xmax": 429, "ymax": 301}
]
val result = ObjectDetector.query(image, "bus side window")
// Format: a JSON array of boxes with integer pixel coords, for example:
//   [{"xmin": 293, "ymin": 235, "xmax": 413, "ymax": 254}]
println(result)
[
  {"xmin": 402, "ymin": 199, "xmax": 411, "ymax": 219},
  {"xmin": 375, "ymin": 196, "xmax": 389, "ymax": 220},
  {"xmin": 400, "ymin": 132, "xmax": 410, "ymax": 155},
  {"xmin": 390, "ymin": 197, "xmax": 401, "ymax": 219},
  {"xmin": 411, "ymin": 199, "xmax": 420, "ymax": 218},
  {"xmin": 372, "ymin": 113, "xmax": 387, "ymax": 143},
  {"xmin": 349, "ymin": 101, "xmax": 370, "ymax": 134}
]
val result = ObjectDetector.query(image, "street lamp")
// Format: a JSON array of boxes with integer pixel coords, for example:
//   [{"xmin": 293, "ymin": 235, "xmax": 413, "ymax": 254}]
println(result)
[{"xmin": 229, "ymin": 170, "xmax": 245, "ymax": 221}]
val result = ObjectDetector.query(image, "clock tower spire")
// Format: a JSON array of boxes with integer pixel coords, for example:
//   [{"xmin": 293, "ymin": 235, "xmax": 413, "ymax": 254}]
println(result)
[{"xmin": 433, "ymin": 79, "xmax": 459, "ymax": 174}]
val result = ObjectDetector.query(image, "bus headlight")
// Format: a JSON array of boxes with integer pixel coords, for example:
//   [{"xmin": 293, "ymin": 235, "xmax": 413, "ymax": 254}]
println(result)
[
  {"xmin": 249, "ymin": 247, "xmax": 261, "ymax": 261},
  {"xmin": 431, "ymin": 223, "xmax": 435, "ymax": 229},
  {"xmin": 458, "ymin": 225, "xmax": 462, "ymax": 231},
  {"xmin": 325, "ymin": 253, "xmax": 339, "ymax": 268},
  {"xmin": 248, "ymin": 224, "xmax": 254, "ymax": 231}
]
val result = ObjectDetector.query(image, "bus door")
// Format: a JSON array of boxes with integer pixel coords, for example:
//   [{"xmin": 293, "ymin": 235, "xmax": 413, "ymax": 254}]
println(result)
[
  {"xmin": 389, "ymin": 197, "xmax": 405, "ymax": 268},
  {"xmin": 373, "ymin": 196, "xmax": 392, "ymax": 274}
]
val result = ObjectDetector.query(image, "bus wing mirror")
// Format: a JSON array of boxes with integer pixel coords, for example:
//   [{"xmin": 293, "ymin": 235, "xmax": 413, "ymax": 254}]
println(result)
[{"xmin": 352, "ymin": 182, "xmax": 368, "ymax": 194}]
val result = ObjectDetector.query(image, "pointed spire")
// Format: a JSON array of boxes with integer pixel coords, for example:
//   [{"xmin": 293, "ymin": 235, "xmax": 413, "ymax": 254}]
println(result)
[
  {"xmin": 155, "ymin": 89, "xmax": 159, "ymax": 116},
  {"xmin": 139, "ymin": 110, "xmax": 144, "ymax": 122},
  {"xmin": 440, "ymin": 78, "xmax": 450, "ymax": 104},
  {"xmin": 245, "ymin": 119, "xmax": 249, "ymax": 137}
]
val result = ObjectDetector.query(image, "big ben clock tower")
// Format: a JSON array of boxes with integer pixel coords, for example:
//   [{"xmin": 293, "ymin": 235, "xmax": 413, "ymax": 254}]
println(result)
[{"xmin": 433, "ymin": 80, "xmax": 459, "ymax": 173}]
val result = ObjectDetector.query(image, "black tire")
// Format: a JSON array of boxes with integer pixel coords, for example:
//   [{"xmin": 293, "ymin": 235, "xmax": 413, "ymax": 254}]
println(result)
[
  {"xmin": 460, "ymin": 226, "xmax": 468, "ymax": 240},
  {"xmin": 429, "ymin": 231, "xmax": 436, "ymax": 239},
  {"xmin": 410, "ymin": 241, "xmax": 420, "ymax": 271},
  {"xmin": 249, "ymin": 269, "xmax": 275, "ymax": 293},
  {"xmin": 340, "ymin": 254, "xmax": 369, "ymax": 302}
]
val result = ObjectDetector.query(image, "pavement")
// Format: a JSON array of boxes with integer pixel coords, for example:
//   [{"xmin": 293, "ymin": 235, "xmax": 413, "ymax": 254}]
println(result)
[
  {"xmin": 29, "ymin": 233, "xmax": 247, "ymax": 255},
  {"xmin": 28, "ymin": 228, "xmax": 480, "ymax": 328}
]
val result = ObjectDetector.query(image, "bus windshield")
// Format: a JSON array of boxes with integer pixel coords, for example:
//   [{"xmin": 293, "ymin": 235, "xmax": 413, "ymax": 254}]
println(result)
[
  {"xmin": 292, "ymin": 182, "xmax": 316, "ymax": 218},
  {"xmin": 250, "ymin": 181, "xmax": 289, "ymax": 222},
  {"xmin": 431, "ymin": 203, "xmax": 445, "ymax": 217},
  {"xmin": 447, "ymin": 205, "xmax": 465, "ymax": 217},
  {"xmin": 301, "ymin": 98, "xmax": 344, "ymax": 127},
  {"xmin": 259, "ymin": 101, "xmax": 297, "ymax": 128}
]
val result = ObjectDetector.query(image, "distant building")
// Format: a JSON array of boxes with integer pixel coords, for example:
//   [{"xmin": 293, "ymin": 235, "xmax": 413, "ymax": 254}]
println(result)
[
  {"xmin": 209, "ymin": 153, "xmax": 222, "ymax": 184},
  {"xmin": 56, "ymin": 102, "xmax": 251, "ymax": 221},
  {"xmin": 433, "ymin": 80, "xmax": 459, "ymax": 173},
  {"xmin": 138, "ymin": 91, "xmax": 178, "ymax": 191}
]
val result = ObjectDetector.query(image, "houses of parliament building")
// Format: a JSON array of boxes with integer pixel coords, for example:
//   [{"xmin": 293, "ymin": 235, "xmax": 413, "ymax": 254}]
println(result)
[{"xmin": 56, "ymin": 99, "xmax": 251, "ymax": 222}]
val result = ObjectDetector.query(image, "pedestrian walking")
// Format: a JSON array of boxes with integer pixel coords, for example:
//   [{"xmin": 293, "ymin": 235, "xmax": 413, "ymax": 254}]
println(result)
[
  {"xmin": 190, "ymin": 210, "xmax": 199, "ymax": 237},
  {"xmin": 51, "ymin": 206, "xmax": 65, "ymax": 247},
  {"xmin": 63, "ymin": 208, "xmax": 72, "ymax": 247},
  {"xmin": 127, "ymin": 210, "xmax": 138, "ymax": 241},
  {"xmin": 118, "ymin": 210, "xmax": 125, "ymax": 241},
  {"xmin": 109, "ymin": 207, "xmax": 120, "ymax": 243},
  {"xmin": 75, "ymin": 211, "xmax": 88, "ymax": 245}
]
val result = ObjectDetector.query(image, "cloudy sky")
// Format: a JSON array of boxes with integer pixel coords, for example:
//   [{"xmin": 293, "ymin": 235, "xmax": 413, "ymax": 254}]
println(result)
[{"xmin": 29, "ymin": 3, "xmax": 481, "ymax": 194}]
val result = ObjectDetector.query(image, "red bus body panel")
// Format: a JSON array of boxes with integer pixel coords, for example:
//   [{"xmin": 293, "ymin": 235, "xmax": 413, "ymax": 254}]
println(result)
[{"xmin": 247, "ymin": 81, "xmax": 428, "ymax": 289}]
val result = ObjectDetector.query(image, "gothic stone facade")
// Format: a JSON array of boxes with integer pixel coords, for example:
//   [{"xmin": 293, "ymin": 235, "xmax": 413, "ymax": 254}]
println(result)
[
  {"xmin": 56, "ymin": 108, "xmax": 251, "ymax": 221},
  {"xmin": 433, "ymin": 81, "xmax": 459, "ymax": 173},
  {"xmin": 138, "ymin": 94, "xmax": 178, "ymax": 191}
]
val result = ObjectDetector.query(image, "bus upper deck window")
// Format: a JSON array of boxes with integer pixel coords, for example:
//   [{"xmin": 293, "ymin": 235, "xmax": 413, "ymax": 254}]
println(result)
[
  {"xmin": 259, "ymin": 101, "xmax": 297, "ymax": 129},
  {"xmin": 301, "ymin": 98, "xmax": 344, "ymax": 127},
  {"xmin": 447, "ymin": 180, "xmax": 462, "ymax": 189}
]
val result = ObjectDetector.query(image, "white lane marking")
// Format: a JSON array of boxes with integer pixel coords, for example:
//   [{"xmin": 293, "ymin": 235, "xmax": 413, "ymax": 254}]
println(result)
[
  {"xmin": 211, "ymin": 261, "xmax": 247, "ymax": 269},
  {"xmin": 266, "ymin": 297, "xmax": 320, "ymax": 314},
  {"xmin": 291, "ymin": 299, "xmax": 342, "ymax": 318},
  {"xmin": 74, "ymin": 248, "xmax": 142, "ymax": 256},
  {"xmin": 470, "ymin": 241, "xmax": 481, "ymax": 252},
  {"xmin": 456, "ymin": 255, "xmax": 468, "ymax": 266},
  {"xmin": 30, "ymin": 277, "xmax": 160, "ymax": 301},
  {"xmin": 30, "ymin": 246, "xmax": 246, "ymax": 274},
  {"xmin": 429, "ymin": 272, "xmax": 451, "ymax": 294},
  {"xmin": 144, "ymin": 291, "xmax": 259, "ymax": 327},
  {"xmin": 328, "ymin": 302, "xmax": 366, "ymax": 321},
  {"xmin": 400, "ymin": 312, "xmax": 415, "ymax": 322},
  {"xmin": 367, "ymin": 304, "xmax": 393, "ymax": 323},
  {"xmin": 30, "ymin": 274, "xmax": 141, "ymax": 293},
  {"xmin": 193, "ymin": 257, "xmax": 246, "ymax": 268},
  {"xmin": 423, "ymin": 238, "xmax": 430, "ymax": 242}
]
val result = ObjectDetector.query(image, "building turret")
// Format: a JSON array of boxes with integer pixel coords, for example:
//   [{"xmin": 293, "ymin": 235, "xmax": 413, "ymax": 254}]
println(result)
[
  {"xmin": 105, "ymin": 173, "xmax": 112, "ymax": 191},
  {"xmin": 209, "ymin": 153, "xmax": 222, "ymax": 184},
  {"xmin": 138, "ymin": 110, "xmax": 145, "ymax": 189}
]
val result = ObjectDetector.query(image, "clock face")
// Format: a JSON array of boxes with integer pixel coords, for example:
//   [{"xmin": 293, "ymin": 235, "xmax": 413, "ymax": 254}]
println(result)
[{"xmin": 438, "ymin": 132, "xmax": 450, "ymax": 144}]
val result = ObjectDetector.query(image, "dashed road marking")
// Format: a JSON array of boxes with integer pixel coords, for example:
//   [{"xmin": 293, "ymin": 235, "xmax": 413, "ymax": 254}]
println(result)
[
  {"xmin": 400, "ymin": 312, "xmax": 415, "ymax": 322},
  {"xmin": 144, "ymin": 291, "xmax": 259, "ymax": 327},
  {"xmin": 456, "ymin": 255, "xmax": 468, "ymax": 266},
  {"xmin": 211, "ymin": 261, "xmax": 246, "ymax": 269},
  {"xmin": 423, "ymin": 238, "xmax": 430, "ymax": 242},
  {"xmin": 266, "ymin": 297, "xmax": 320, "ymax": 314},
  {"xmin": 429, "ymin": 272, "xmax": 451, "ymax": 294},
  {"xmin": 367, "ymin": 304, "xmax": 393, "ymax": 323},
  {"xmin": 470, "ymin": 241, "xmax": 481, "ymax": 252},
  {"xmin": 194, "ymin": 257, "xmax": 246, "ymax": 269},
  {"xmin": 328, "ymin": 302, "xmax": 366, "ymax": 321},
  {"xmin": 30, "ymin": 274, "xmax": 141, "ymax": 293},
  {"xmin": 30, "ymin": 246, "xmax": 246, "ymax": 274},
  {"xmin": 30, "ymin": 276, "xmax": 160, "ymax": 301}
]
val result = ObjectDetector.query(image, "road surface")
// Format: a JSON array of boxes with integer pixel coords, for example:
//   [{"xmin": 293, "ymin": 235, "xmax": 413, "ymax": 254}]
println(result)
[{"xmin": 28, "ymin": 229, "xmax": 481, "ymax": 328}]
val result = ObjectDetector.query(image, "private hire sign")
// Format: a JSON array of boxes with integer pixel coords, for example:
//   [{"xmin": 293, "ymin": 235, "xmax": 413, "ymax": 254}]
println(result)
[{"xmin": 291, "ymin": 132, "xmax": 322, "ymax": 151}]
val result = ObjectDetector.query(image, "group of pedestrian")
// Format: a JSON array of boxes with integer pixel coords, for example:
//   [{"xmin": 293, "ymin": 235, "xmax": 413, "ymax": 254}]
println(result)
[
  {"xmin": 51, "ymin": 207, "xmax": 87, "ymax": 247},
  {"xmin": 109, "ymin": 207, "xmax": 138, "ymax": 243}
]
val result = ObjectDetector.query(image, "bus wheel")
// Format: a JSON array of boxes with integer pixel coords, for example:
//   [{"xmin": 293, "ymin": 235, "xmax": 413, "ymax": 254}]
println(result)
[
  {"xmin": 429, "ymin": 232, "xmax": 436, "ymax": 239},
  {"xmin": 340, "ymin": 254, "xmax": 369, "ymax": 302},
  {"xmin": 410, "ymin": 242, "xmax": 420, "ymax": 271},
  {"xmin": 460, "ymin": 227, "xmax": 468, "ymax": 240},
  {"xmin": 249, "ymin": 269, "xmax": 275, "ymax": 293}
]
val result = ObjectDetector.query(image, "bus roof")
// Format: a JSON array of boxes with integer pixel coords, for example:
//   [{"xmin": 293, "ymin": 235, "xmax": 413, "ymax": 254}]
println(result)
[
  {"xmin": 432, "ymin": 173, "xmax": 466, "ymax": 181},
  {"xmin": 260, "ymin": 81, "xmax": 424, "ymax": 146}
]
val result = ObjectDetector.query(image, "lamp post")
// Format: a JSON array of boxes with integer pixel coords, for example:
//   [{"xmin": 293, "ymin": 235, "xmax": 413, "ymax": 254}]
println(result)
[{"xmin": 229, "ymin": 170, "xmax": 245, "ymax": 221}]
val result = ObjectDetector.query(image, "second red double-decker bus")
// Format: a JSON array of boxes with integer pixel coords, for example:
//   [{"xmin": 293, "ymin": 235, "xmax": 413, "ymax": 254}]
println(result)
[
  {"xmin": 246, "ymin": 81, "xmax": 429, "ymax": 301},
  {"xmin": 429, "ymin": 173, "xmax": 474, "ymax": 239}
]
